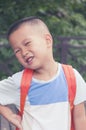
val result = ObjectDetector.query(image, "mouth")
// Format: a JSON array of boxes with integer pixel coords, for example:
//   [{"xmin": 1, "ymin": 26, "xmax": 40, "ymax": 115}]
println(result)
[{"xmin": 26, "ymin": 56, "xmax": 34, "ymax": 65}]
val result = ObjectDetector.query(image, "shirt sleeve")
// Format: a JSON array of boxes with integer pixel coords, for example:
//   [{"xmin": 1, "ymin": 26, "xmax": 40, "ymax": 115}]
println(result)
[
  {"xmin": 0, "ymin": 70, "xmax": 23, "ymax": 107},
  {"xmin": 74, "ymin": 68, "xmax": 86, "ymax": 105}
]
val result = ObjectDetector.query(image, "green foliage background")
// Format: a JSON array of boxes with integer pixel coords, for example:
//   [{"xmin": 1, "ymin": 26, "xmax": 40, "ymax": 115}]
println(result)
[{"xmin": 0, "ymin": 0, "xmax": 86, "ymax": 80}]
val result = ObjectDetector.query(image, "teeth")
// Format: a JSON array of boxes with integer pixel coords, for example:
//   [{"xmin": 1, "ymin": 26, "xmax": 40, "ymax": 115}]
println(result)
[{"xmin": 26, "ymin": 57, "xmax": 33, "ymax": 63}]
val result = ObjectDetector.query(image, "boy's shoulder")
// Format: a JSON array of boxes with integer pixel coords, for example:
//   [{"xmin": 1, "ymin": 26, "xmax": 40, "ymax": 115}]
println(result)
[
  {"xmin": 12, "ymin": 70, "xmax": 24, "ymax": 77},
  {"xmin": 11, "ymin": 70, "xmax": 24, "ymax": 86}
]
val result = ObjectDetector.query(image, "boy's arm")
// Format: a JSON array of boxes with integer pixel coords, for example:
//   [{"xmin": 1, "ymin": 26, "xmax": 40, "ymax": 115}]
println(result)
[
  {"xmin": 73, "ymin": 102, "xmax": 86, "ymax": 130},
  {"xmin": 0, "ymin": 105, "xmax": 22, "ymax": 130}
]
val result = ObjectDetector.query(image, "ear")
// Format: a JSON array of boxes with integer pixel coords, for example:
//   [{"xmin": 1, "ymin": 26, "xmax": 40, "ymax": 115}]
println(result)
[{"xmin": 45, "ymin": 34, "xmax": 53, "ymax": 47}]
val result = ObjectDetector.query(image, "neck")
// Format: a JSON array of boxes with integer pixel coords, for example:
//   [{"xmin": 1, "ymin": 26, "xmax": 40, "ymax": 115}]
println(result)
[{"xmin": 33, "ymin": 60, "xmax": 58, "ymax": 81}]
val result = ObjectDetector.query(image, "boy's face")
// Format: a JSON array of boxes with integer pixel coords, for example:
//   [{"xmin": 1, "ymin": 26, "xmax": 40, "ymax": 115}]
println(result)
[{"xmin": 9, "ymin": 24, "xmax": 52, "ymax": 70}]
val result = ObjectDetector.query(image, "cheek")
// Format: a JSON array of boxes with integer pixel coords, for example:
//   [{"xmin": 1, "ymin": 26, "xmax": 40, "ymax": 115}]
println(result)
[
  {"xmin": 17, "ymin": 57, "xmax": 28, "ymax": 68},
  {"xmin": 15, "ymin": 54, "xmax": 24, "ymax": 64},
  {"xmin": 34, "ymin": 42, "xmax": 47, "ymax": 52},
  {"xmin": 15, "ymin": 53, "xmax": 21, "ymax": 60}
]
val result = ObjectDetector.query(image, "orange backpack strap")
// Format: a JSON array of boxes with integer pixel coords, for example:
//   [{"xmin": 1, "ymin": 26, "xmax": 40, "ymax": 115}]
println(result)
[
  {"xmin": 16, "ymin": 69, "xmax": 33, "ymax": 130},
  {"xmin": 62, "ymin": 64, "xmax": 76, "ymax": 130},
  {"xmin": 20, "ymin": 69, "xmax": 33, "ymax": 116}
]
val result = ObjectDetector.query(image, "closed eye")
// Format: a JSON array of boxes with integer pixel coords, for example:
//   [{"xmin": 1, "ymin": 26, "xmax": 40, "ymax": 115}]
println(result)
[
  {"xmin": 14, "ymin": 49, "xmax": 20, "ymax": 54},
  {"xmin": 24, "ymin": 41, "xmax": 31, "ymax": 46}
]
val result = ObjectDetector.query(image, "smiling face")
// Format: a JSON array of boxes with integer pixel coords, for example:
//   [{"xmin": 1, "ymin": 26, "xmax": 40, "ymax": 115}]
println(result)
[{"xmin": 9, "ymin": 23, "xmax": 53, "ymax": 70}]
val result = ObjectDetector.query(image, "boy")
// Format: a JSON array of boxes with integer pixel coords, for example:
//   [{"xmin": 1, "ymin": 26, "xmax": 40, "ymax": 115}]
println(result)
[{"xmin": 0, "ymin": 16, "xmax": 86, "ymax": 130}]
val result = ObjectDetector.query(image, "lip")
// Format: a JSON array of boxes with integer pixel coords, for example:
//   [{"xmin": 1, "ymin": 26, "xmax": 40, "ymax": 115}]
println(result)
[{"xmin": 26, "ymin": 56, "xmax": 34, "ymax": 65}]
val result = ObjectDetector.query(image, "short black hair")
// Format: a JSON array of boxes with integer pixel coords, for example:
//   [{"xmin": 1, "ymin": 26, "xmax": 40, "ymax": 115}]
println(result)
[{"xmin": 7, "ymin": 16, "xmax": 41, "ymax": 39}]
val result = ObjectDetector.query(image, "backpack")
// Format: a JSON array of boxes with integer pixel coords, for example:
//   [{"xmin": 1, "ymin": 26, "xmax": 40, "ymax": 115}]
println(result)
[{"xmin": 16, "ymin": 64, "xmax": 76, "ymax": 130}]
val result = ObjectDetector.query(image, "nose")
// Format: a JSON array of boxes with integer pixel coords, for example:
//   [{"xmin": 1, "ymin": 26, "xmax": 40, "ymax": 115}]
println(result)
[{"xmin": 22, "ymin": 48, "xmax": 29, "ymax": 58}]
